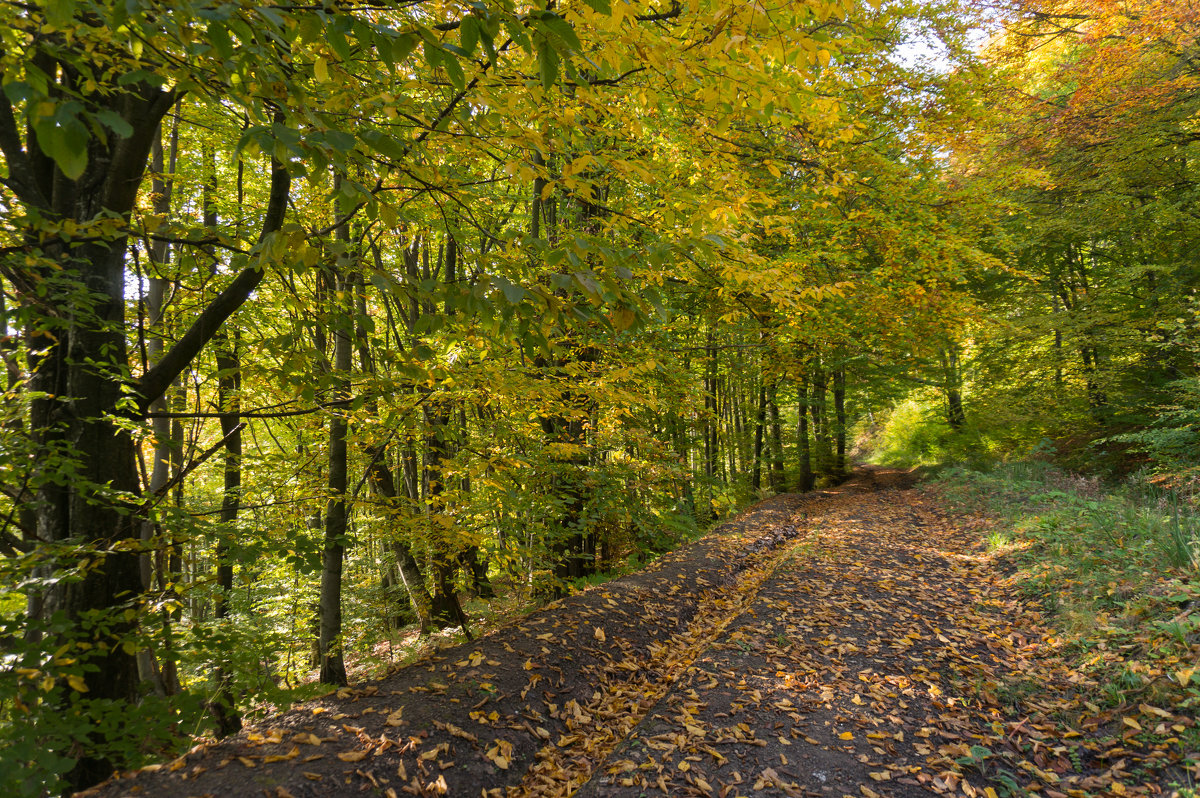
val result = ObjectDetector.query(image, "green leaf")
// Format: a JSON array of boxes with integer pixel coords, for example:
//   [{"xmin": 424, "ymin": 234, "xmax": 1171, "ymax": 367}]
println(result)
[
  {"xmin": 33, "ymin": 110, "xmax": 89, "ymax": 180},
  {"xmin": 423, "ymin": 39, "xmax": 443, "ymax": 69},
  {"xmin": 443, "ymin": 52, "xmax": 466, "ymax": 89},
  {"xmin": 493, "ymin": 276, "xmax": 526, "ymax": 304},
  {"xmin": 538, "ymin": 43, "xmax": 559, "ymax": 90},
  {"xmin": 296, "ymin": 13, "xmax": 323, "ymax": 43},
  {"xmin": 460, "ymin": 16, "xmax": 480, "ymax": 55},
  {"xmin": 503, "ymin": 17, "xmax": 532, "ymax": 53},
  {"xmin": 361, "ymin": 129, "xmax": 407, "ymax": 161},
  {"xmin": 479, "ymin": 25, "xmax": 497, "ymax": 63},
  {"xmin": 393, "ymin": 33, "xmax": 419, "ymax": 64},
  {"xmin": 327, "ymin": 18, "xmax": 354, "ymax": 63},
  {"xmin": 536, "ymin": 12, "xmax": 581, "ymax": 52},
  {"xmin": 206, "ymin": 22, "xmax": 234, "ymax": 60},
  {"xmin": 43, "ymin": 0, "xmax": 74, "ymax": 27},
  {"xmin": 582, "ymin": 0, "xmax": 611, "ymax": 14},
  {"xmin": 92, "ymin": 109, "xmax": 133, "ymax": 138}
]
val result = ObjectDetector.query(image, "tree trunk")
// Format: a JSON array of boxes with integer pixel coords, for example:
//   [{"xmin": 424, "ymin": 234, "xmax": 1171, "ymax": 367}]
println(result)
[
  {"xmin": 810, "ymin": 358, "xmax": 833, "ymax": 481},
  {"xmin": 768, "ymin": 378, "xmax": 785, "ymax": 491},
  {"xmin": 752, "ymin": 377, "xmax": 766, "ymax": 491},
  {"xmin": 833, "ymin": 368, "xmax": 847, "ymax": 475},
  {"xmin": 796, "ymin": 373, "xmax": 813, "ymax": 492},
  {"xmin": 353, "ymin": 256, "xmax": 435, "ymax": 631},
  {"xmin": 318, "ymin": 176, "xmax": 352, "ymax": 687},
  {"xmin": 940, "ymin": 346, "xmax": 965, "ymax": 430},
  {"xmin": 207, "ymin": 145, "xmax": 243, "ymax": 733},
  {"xmin": 211, "ymin": 329, "xmax": 244, "ymax": 732}
]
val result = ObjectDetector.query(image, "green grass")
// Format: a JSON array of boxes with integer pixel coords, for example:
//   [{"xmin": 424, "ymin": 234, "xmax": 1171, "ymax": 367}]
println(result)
[{"xmin": 930, "ymin": 460, "xmax": 1200, "ymax": 710}]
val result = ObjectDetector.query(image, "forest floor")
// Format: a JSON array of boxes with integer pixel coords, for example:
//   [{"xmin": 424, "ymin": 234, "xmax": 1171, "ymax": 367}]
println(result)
[{"xmin": 86, "ymin": 466, "xmax": 1196, "ymax": 798}]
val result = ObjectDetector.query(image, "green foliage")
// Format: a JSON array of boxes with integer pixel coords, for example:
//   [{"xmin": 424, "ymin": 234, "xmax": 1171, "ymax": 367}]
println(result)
[
  {"xmin": 1109, "ymin": 376, "xmax": 1200, "ymax": 487},
  {"xmin": 865, "ymin": 392, "xmax": 992, "ymax": 468}
]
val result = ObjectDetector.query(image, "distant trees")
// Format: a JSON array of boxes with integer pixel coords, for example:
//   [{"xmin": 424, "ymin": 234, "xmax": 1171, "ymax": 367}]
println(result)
[{"xmin": 944, "ymin": 0, "xmax": 1200, "ymax": 466}]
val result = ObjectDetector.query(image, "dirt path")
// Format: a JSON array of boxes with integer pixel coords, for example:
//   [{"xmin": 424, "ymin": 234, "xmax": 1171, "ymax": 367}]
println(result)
[{"xmin": 86, "ymin": 468, "xmax": 1184, "ymax": 797}]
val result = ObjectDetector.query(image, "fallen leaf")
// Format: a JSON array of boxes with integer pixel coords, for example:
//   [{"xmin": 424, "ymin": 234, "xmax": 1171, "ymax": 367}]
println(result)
[{"xmin": 263, "ymin": 747, "xmax": 299, "ymax": 764}]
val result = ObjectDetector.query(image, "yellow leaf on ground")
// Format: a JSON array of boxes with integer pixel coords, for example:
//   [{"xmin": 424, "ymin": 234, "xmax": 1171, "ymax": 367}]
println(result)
[
  {"xmin": 337, "ymin": 751, "xmax": 368, "ymax": 762},
  {"xmin": 263, "ymin": 747, "xmax": 299, "ymax": 764}
]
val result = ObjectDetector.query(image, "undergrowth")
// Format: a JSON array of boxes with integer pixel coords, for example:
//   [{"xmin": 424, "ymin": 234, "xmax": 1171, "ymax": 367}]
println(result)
[{"xmin": 931, "ymin": 461, "xmax": 1200, "ymax": 711}]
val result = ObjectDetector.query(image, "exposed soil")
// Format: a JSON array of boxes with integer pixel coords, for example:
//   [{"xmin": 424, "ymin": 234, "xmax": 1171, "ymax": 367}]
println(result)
[{"xmin": 83, "ymin": 466, "xmax": 1192, "ymax": 798}]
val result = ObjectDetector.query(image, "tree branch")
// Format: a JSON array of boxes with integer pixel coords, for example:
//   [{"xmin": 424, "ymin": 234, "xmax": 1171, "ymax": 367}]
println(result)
[{"xmin": 136, "ymin": 121, "xmax": 290, "ymax": 410}]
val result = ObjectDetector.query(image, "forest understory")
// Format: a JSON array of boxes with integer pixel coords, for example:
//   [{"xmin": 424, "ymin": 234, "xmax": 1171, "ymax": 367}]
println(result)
[{"xmin": 81, "ymin": 467, "xmax": 1197, "ymax": 798}]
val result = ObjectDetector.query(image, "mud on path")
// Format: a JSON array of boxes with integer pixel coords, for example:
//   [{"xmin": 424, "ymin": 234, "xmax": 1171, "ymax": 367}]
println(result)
[{"xmin": 87, "ymin": 467, "xmax": 1171, "ymax": 798}]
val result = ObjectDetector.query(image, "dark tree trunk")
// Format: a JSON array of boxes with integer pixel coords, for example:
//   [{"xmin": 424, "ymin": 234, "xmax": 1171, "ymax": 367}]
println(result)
[
  {"xmin": 752, "ymin": 378, "xmax": 766, "ymax": 491},
  {"xmin": 2, "ymin": 74, "xmax": 179, "ymax": 790},
  {"xmin": 353, "ymin": 259, "xmax": 434, "ymax": 631},
  {"xmin": 420, "ymin": 235, "xmax": 469, "ymax": 629},
  {"xmin": 810, "ymin": 358, "xmax": 833, "ymax": 481},
  {"xmin": 796, "ymin": 373, "xmax": 813, "ymax": 492},
  {"xmin": 833, "ymin": 368, "xmax": 847, "ymax": 475},
  {"xmin": 703, "ymin": 331, "xmax": 718, "ymax": 516},
  {"xmin": 211, "ymin": 330, "xmax": 244, "ymax": 733},
  {"xmin": 768, "ymin": 378, "xmax": 785, "ymax": 490},
  {"xmin": 318, "ymin": 176, "xmax": 352, "ymax": 687},
  {"xmin": 940, "ymin": 347, "xmax": 966, "ymax": 430},
  {"xmin": 207, "ymin": 148, "xmax": 243, "ymax": 734}
]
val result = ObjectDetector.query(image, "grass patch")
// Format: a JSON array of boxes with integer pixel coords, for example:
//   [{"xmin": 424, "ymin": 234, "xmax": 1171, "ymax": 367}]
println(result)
[{"xmin": 930, "ymin": 460, "xmax": 1200, "ymax": 713}]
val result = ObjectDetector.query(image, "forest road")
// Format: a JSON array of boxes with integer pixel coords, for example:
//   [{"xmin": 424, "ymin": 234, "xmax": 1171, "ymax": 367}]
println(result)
[{"xmin": 86, "ymin": 467, "xmax": 1078, "ymax": 798}]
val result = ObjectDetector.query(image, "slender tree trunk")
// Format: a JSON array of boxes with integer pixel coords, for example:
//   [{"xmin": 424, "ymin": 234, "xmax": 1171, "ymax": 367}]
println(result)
[
  {"xmin": 703, "ymin": 331, "xmax": 718, "ymax": 515},
  {"xmin": 810, "ymin": 358, "xmax": 832, "ymax": 480},
  {"xmin": 211, "ymin": 330, "xmax": 243, "ymax": 732},
  {"xmin": 768, "ymin": 378, "xmax": 785, "ymax": 490},
  {"xmin": 752, "ymin": 378, "xmax": 766, "ymax": 491},
  {"xmin": 137, "ymin": 116, "xmax": 181, "ymax": 698},
  {"xmin": 833, "ymin": 368, "xmax": 847, "ymax": 475},
  {"xmin": 421, "ymin": 235, "xmax": 469, "ymax": 629},
  {"xmin": 319, "ymin": 177, "xmax": 352, "ymax": 686},
  {"xmin": 796, "ymin": 372, "xmax": 813, "ymax": 492},
  {"xmin": 352, "ymin": 261, "xmax": 434, "ymax": 631},
  {"xmin": 205, "ymin": 145, "xmax": 244, "ymax": 731},
  {"xmin": 940, "ymin": 346, "xmax": 965, "ymax": 430}
]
